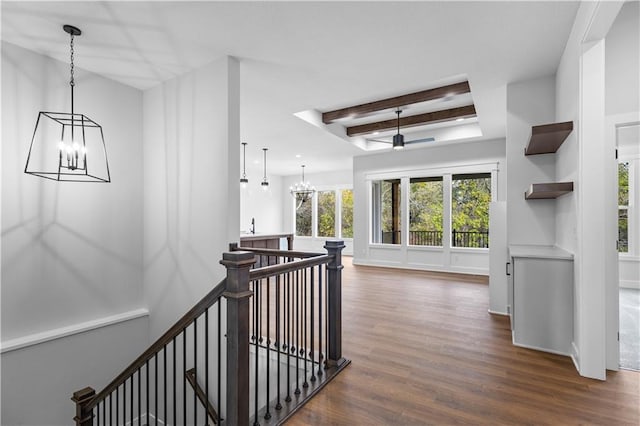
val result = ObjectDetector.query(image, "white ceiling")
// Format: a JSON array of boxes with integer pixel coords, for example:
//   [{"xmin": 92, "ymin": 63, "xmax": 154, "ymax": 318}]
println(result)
[{"xmin": 1, "ymin": 1, "xmax": 580, "ymax": 176}]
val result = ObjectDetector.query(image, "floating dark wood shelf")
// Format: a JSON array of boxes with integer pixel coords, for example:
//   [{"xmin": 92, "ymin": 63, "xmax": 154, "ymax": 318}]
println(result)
[
  {"xmin": 524, "ymin": 121, "xmax": 573, "ymax": 155},
  {"xmin": 525, "ymin": 182, "xmax": 574, "ymax": 200}
]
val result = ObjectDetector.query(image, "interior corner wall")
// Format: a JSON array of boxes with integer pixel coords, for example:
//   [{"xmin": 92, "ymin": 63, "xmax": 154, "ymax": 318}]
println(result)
[
  {"xmin": 240, "ymin": 173, "xmax": 284, "ymax": 235},
  {"xmin": 143, "ymin": 56, "xmax": 240, "ymax": 340},
  {"xmin": 506, "ymin": 75, "xmax": 557, "ymax": 247},
  {"xmin": 1, "ymin": 41, "xmax": 147, "ymax": 424}
]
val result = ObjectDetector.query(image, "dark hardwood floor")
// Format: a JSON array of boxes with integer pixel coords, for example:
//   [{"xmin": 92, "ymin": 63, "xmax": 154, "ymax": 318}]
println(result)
[{"xmin": 286, "ymin": 258, "xmax": 640, "ymax": 425}]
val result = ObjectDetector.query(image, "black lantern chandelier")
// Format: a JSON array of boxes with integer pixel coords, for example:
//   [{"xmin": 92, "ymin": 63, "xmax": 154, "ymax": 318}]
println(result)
[
  {"xmin": 24, "ymin": 24, "xmax": 110, "ymax": 182},
  {"xmin": 289, "ymin": 165, "xmax": 315, "ymax": 209},
  {"xmin": 261, "ymin": 148, "xmax": 269, "ymax": 190}
]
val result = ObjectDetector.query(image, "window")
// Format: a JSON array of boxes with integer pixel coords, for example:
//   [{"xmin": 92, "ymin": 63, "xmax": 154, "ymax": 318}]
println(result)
[
  {"xmin": 409, "ymin": 177, "xmax": 443, "ymax": 246},
  {"xmin": 618, "ymin": 162, "xmax": 629, "ymax": 253},
  {"xmin": 341, "ymin": 189, "xmax": 353, "ymax": 238},
  {"xmin": 451, "ymin": 173, "xmax": 491, "ymax": 248},
  {"xmin": 293, "ymin": 186, "xmax": 353, "ymax": 239},
  {"xmin": 317, "ymin": 190, "xmax": 336, "ymax": 237},
  {"xmin": 295, "ymin": 197, "xmax": 312, "ymax": 237},
  {"xmin": 372, "ymin": 179, "xmax": 402, "ymax": 244}
]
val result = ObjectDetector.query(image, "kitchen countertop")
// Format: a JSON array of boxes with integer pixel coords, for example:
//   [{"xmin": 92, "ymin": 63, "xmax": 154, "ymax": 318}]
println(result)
[{"xmin": 509, "ymin": 244, "xmax": 574, "ymax": 260}]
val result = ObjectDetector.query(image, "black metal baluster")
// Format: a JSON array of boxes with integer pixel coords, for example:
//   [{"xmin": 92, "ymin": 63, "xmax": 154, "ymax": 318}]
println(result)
[
  {"xmin": 217, "ymin": 301, "xmax": 221, "ymax": 422},
  {"xmin": 173, "ymin": 337, "xmax": 177, "ymax": 426},
  {"xmin": 96, "ymin": 403, "xmax": 99, "ymax": 426},
  {"xmin": 146, "ymin": 359, "xmax": 149, "ymax": 424},
  {"xmin": 163, "ymin": 346, "xmax": 167, "ymax": 426},
  {"xmin": 183, "ymin": 329, "xmax": 187, "ymax": 425},
  {"xmin": 123, "ymin": 377, "xmax": 126, "ymax": 423},
  {"xmin": 325, "ymin": 265, "xmax": 329, "ymax": 371},
  {"xmin": 310, "ymin": 265, "xmax": 316, "ymax": 383},
  {"xmin": 303, "ymin": 268, "xmax": 308, "ymax": 389},
  {"xmin": 116, "ymin": 386, "xmax": 119, "ymax": 425},
  {"xmin": 285, "ymin": 271, "xmax": 291, "ymax": 403},
  {"xmin": 130, "ymin": 375, "xmax": 133, "ymax": 426},
  {"xmin": 155, "ymin": 355, "xmax": 158, "ymax": 426},
  {"xmin": 265, "ymin": 276, "xmax": 271, "ymax": 420},
  {"xmin": 275, "ymin": 274, "xmax": 282, "ymax": 410},
  {"xmin": 102, "ymin": 397, "xmax": 106, "ymax": 426},
  {"xmin": 205, "ymin": 308, "xmax": 209, "ymax": 426},
  {"xmin": 295, "ymin": 269, "xmax": 301, "ymax": 395},
  {"xmin": 318, "ymin": 265, "xmax": 323, "ymax": 377},
  {"xmin": 137, "ymin": 369, "xmax": 141, "ymax": 426},
  {"xmin": 253, "ymin": 279, "xmax": 260, "ymax": 426},
  {"xmin": 109, "ymin": 393, "xmax": 112, "ymax": 426},
  {"xmin": 194, "ymin": 318, "xmax": 197, "ymax": 426}
]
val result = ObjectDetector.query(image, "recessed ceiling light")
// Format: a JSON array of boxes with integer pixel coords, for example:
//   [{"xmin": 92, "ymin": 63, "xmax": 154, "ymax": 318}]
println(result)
[
  {"xmin": 456, "ymin": 118, "xmax": 465, "ymax": 122},
  {"xmin": 372, "ymin": 131, "xmax": 379, "ymax": 135},
  {"xmin": 295, "ymin": 154, "xmax": 302, "ymax": 158}
]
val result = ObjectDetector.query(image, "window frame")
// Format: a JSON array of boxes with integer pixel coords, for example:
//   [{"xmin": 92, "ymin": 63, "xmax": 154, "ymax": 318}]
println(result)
[{"xmin": 293, "ymin": 185, "xmax": 354, "ymax": 240}]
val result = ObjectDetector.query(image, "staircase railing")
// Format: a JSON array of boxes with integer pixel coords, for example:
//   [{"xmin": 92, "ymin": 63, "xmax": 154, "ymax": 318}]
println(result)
[{"xmin": 73, "ymin": 240, "xmax": 347, "ymax": 426}]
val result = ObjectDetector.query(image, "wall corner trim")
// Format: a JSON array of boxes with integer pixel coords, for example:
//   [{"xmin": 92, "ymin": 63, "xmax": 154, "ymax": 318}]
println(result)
[{"xmin": 0, "ymin": 308, "xmax": 149, "ymax": 354}]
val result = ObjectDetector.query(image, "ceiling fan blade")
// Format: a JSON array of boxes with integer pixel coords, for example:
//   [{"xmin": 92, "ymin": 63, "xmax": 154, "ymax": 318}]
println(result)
[
  {"xmin": 366, "ymin": 138, "xmax": 393, "ymax": 144},
  {"xmin": 405, "ymin": 137, "xmax": 435, "ymax": 144}
]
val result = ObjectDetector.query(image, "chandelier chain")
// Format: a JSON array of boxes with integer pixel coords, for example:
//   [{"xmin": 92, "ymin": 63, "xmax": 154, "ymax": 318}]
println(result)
[{"xmin": 70, "ymin": 34, "xmax": 75, "ymax": 87}]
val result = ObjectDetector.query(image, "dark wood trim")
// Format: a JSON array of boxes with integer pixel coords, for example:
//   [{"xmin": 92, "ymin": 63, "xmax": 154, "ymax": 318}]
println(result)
[
  {"xmin": 346, "ymin": 105, "xmax": 476, "ymax": 137},
  {"xmin": 249, "ymin": 255, "xmax": 332, "ymax": 281},
  {"xmin": 524, "ymin": 182, "xmax": 574, "ymax": 199},
  {"xmin": 325, "ymin": 241, "xmax": 345, "ymax": 364},
  {"xmin": 223, "ymin": 251, "xmax": 255, "ymax": 426},
  {"xmin": 185, "ymin": 368, "xmax": 219, "ymax": 424},
  {"xmin": 236, "ymin": 246, "xmax": 325, "ymax": 259},
  {"xmin": 84, "ymin": 278, "xmax": 229, "ymax": 411},
  {"xmin": 71, "ymin": 387, "xmax": 95, "ymax": 426},
  {"xmin": 524, "ymin": 121, "xmax": 573, "ymax": 155},
  {"xmin": 322, "ymin": 81, "xmax": 471, "ymax": 123}
]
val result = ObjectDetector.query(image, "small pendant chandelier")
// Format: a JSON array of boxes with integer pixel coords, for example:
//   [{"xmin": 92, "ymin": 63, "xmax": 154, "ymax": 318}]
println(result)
[
  {"xmin": 261, "ymin": 148, "xmax": 269, "ymax": 190},
  {"xmin": 24, "ymin": 24, "xmax": 110, "ymax": 182},
  {"xmin": 290, "ymin": 165, "xmax": 315, "ymax": 209},
  {"xmin": 240, "ymin": 142, "xmax": 248, "ymax": 188}
]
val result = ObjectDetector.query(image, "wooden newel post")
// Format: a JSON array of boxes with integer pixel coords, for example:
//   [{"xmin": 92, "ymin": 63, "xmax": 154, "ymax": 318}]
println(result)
[
  {"xmin": 221, "ymin": 250, "xmax": 255, "ymax": 426},
  {"xmin": 71, "ymin": 386, "xmax": 95, "ymax": 426},
  {"xmin": 324, "ymin": 240, "xmax": 346, "ymax": 367}
]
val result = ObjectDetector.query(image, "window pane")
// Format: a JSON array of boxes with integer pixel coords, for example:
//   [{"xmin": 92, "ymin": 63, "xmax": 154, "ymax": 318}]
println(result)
[
  {"xmin": 409, "ymin": 177, "xmax": 443, "ymax": 246},
  {"xmin": 372, "ymin": 179, "xmax": 401, "ymax": 244},
  {"xmin": 451, "ymin": 173, "xmax": 491, "ymax": 248},
  {"xmin": 619, "ymin": 162, "xmax": 629, "ymax": 206},
  {"xmin": 295, "ymin": 197, "xmax": 312, "ymax": 237},
  {"xmin": 619, "ymin": 208, "xmax": 628, "ymax": 253},
  {"xmin": 341, "ymin": 189, "xmax": 353, "ymax": 238},
  {"xmin": 318, "ymin": 191, "xmax": 336, "ymax": 237}
]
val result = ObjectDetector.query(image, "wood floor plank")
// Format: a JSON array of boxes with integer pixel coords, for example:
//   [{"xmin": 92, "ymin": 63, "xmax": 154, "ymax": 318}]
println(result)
[{"xmin": 286, "ymin": 258, "xmax": 640, "ymax": 425}]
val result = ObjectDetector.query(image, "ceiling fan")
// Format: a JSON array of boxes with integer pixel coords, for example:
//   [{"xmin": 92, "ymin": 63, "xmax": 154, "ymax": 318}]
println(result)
[{"xmin": 366, "ymin": 109, "xmax": 435, "ymax": 150}]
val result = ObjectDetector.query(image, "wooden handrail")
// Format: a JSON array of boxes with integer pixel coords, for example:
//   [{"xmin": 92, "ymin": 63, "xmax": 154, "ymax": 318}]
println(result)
[
  {"xmin": 235, "ymin": 246, "xmax": 325, "ymax": 259},
  {"xmin": 85, "ymin": 278, "xmax": 228, "ymax": 411},
  {"xmin": 185, "ymin": 368, "xmax": 219, "ymax": 424},
  {"xmin": 249, "ymin": 255, "xmax": 332, "ymax": 281}
]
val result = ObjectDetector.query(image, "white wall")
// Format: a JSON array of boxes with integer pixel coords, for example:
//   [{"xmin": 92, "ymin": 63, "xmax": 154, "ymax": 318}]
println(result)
[
  {"xmin": 240, "ymin": 174, "xmax": 284, "ymax": 235},
  {"xmin": 352, "ymin": 139, "xmax": 506, "ymax": 274},
  {"xmin": 555, "ymin": 1, "xmax": 624, "ymax": 379},
  {"xmin": 143, "ymin": 56, "xmax": 240, "ymax": 340},
  {"xmin": 606, "ymin": 1, "xmax": 640, "ymax": 290},
  {"xmin": 605, "ymin": 1, "xmax": 640, "ymax": 117},
  {"xmin": 1, "ymin": 42, "xmax": 148, "ymax": 424},
  {"xmin": 282, "ymin": 169, "xmax": 353, "ymax": 254},
  {"xmin": 506, "ymin": 75, "xmax": 558, "ymax": 247}
]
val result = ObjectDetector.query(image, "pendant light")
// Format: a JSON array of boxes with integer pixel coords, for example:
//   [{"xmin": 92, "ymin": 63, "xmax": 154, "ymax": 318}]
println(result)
[
  {"xmin": 392, "ymin": 109, "xmax": 405, "ymax": 150},
  {"xmin": 290, "ymin": 165, "xmax": 315, "ymax": 209},
  {"xmin": 24, "ymin": 24, "xmax": 110, "ymax": 182},
  {"xmin": 261, "ymin": 148, "xmax": 269, "ymax": 190},
  {"xmin": 240, "ymin": 142, "xmax": 248, "ymax": 188}
]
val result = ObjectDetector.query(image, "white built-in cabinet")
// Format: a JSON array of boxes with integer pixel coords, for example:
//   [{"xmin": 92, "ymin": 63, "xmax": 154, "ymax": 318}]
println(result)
[{"xmin": 508, "ymin": 245, "xmax": 574, "ymax": 355}]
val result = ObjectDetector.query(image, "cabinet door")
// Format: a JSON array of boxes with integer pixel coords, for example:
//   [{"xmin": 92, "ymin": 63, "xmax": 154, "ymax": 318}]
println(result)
[{"xmin": 513, "ymin": 258, "xmax": 573, "ymax": 354}]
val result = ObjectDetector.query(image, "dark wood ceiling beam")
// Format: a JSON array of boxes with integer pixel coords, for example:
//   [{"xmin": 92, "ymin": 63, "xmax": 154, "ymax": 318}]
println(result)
[
  {"xmin": 322, "ymin": 81, "xmax": 471, "ymax": 124},
  {"xmin": 346, "ymin": 105, "xmax": 476, "ymax": 137}
]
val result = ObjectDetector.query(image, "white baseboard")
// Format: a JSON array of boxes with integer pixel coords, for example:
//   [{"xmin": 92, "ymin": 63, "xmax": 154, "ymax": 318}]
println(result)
[
  {"xmin": 352, "ymin": 259, "xmax": 488, "ymax": 276},
  {"xmin": 571, "ymin": 341, "xmax": 580, "ymax": 372},
  {"xmin": 488, "ymin": 309, "xmax": 509, "ymax": 316},
  {"xmin": 1, "ymin": 308, "xmax": 149, "ymax": 354},
  {"xmin": 511, "ymin": 340, "xmax": 571, "ymax": 357}
]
